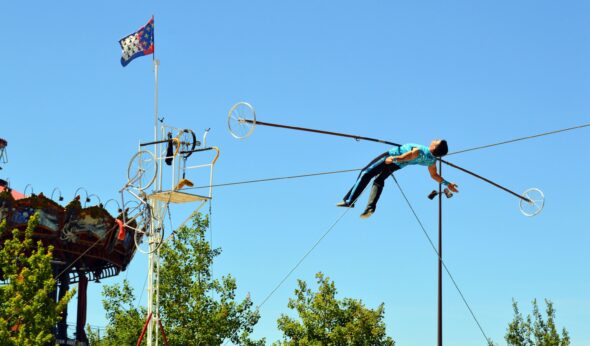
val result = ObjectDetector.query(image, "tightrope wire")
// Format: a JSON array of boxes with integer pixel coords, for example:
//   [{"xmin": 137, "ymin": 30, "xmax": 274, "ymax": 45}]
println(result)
[
  {"xmin": 448, "ymin": 122, "xmax": 590, "ymax": 156},
  {"xmin": 186, "ymin": 121, "xmax": 590, "ymax": 192},
  {"xmin": 185, "ymin": 168, "xmax": 360, "ymax": 190}
]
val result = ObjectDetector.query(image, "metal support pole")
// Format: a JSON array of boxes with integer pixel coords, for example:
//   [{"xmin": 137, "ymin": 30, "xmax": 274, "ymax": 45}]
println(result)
[
  {"xmin": 154, "ymin": 59, "xmax": 159, "ymax": 145},
  {"xmin": 245, "ymin": 119, "xmax": 401, "ymax": 146},
  {"xmin": 147, "ymin": 57, "xmax": 161, "ymax": 346},
  {"xmin": 245, "ymin": 118, "xmax": 530, "ymax": 204},
  {"xmin": 440, "ymin": 159, "xmax": 531, "ymax": 203},
  {"xmin": 438, "ymin": 160, "xmax": 443, "ymax": 346},
  {"xmin": 57, "ymin": 277, "xmax": 70, "ymax": 344}
]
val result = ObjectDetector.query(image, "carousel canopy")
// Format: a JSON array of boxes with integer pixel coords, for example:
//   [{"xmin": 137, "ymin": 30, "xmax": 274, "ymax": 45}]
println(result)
[{"xmin": 0, "ymin": 185, "xmax": 24, "ymax": 199}]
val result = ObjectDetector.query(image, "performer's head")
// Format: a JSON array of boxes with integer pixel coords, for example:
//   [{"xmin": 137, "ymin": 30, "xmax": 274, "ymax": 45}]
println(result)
[{"xmin": 430, "ymin": 139, "xmax": 448, "ymax": 157}]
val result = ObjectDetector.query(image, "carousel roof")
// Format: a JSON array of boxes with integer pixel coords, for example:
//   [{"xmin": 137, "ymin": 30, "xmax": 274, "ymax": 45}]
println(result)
[
  {"xmin": 0, "ymin": 186, "xmax": 24, "ymax": 200},
  {"xmin": 0, "ymin": 190, "xmax": 139, "ymax": 284}
]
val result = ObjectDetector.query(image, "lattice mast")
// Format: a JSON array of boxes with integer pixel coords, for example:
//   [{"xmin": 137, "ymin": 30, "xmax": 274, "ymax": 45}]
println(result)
[
  {"xmin": 146, "ymin": 58, "xmax": 161, "ymax": 346},
  {"xmin": 119, "ymin": 59, "xmax": 218, "ymax": 346}
]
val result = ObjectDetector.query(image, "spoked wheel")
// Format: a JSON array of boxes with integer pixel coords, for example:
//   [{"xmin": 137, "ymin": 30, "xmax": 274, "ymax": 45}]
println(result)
[
  {"xmin": 131, "ymin": 203, "xmax": 164, "ymax": 254},
  {"xmin": 127, "ymin": 150, "xmax": 158, "ymax": 191},
  {"xmin": 228, "ymin": 102, "xmax": 256, "ymax": 139},
  {"xmin": 519, "ymin": 188, "xmax": 545, "ymax": 217},
  {"xmin": 177, "ymin": 129, "xmax": 198, "ymax": 159}
]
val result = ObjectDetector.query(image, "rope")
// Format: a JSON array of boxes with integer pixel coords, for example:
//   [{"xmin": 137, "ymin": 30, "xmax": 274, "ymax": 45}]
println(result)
[
  {"xmin": 258, "ymin": 206, "xmax": 353, "ymax": 308},
  {"xmin": 222, "ymin": 205, "xmax": 354, "ymax": 346},
  {"xmin": 448, "ymin": 122, "xmax": 590, "ymax": 156},
  {"xmin": 390, "ymin": 174, "xmax": 491, "ymax": 344},
  {"xmin": 55, "ymin": 223, "xmax": 118, "ymax": 280},
  {"xmin": 184, "ymin": 168, "xmax": 360, "ymax": 190},
  {"xmin": 161, "ymin": 200, "xmax": 208, "ymax": 244},
  {"xmin": 189, "ymin": 122, "xmax": 590, "ymax": 194},
  {"xmin": 208, "ymin": 200, "xmax": 213, "ymax": 277},
  {"xmin": 137, "ymin": 271, "xmax": 149, "ymax": 309}
]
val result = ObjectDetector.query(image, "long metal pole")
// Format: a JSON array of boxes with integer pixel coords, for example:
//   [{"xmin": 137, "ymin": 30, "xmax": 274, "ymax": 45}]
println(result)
[
  {"xmin": 438, "ymin": 160, "xmax": 443, "ymax": 346},
  {"xmin": 439, "ymin": 159, "xmax": 531, "ymax": 203},
  {"xmin": 244, "ymin": 119, "xmax": 402, "ymax": 146},
  {"xmin": 147, "ymin": 58, "xmax": 161, "ymax": 346},
  {"xmin": 245, "ymin": 119, "xmax": 531, "ymax": 203}
]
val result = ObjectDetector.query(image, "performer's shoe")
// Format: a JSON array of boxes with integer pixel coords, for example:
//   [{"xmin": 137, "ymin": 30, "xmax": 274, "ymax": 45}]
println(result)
[
  {"xmin": 360, "ymin": 207, "xmax": 375, "ymax": 219},
  {"xmin": 336, "ymin": 201, "xmax": 354, "ymax": 208}
]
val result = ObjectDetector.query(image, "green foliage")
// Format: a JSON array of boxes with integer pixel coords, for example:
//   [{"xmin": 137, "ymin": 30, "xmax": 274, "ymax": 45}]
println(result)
[
  {"xmin": 158, "ymin": 214, "xmax": 263, "ymax": 345},
  {"xmin": 0, "ymin": 214, "xmax": 74, "ymax": 346},
  {"xmin": 87, "ymin": 279, "xmax": 146, "ymax": 346},
  {"xmin": 94, "ymin": 214, "xmax": 264, "ymax": 346},
  {"xmin": 504, "ymin": 299, "xmax": 570, "ymax": 346},
  {"xmin": 275, "ymin": 272, "xmax": 395, "ymax": 346}
]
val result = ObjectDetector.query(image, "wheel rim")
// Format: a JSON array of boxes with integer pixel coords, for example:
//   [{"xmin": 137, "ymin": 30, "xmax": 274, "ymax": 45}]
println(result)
[
  {"xmin": 178, "ymin": 129, "xmax": 197, "ymax": 159},
  {"xmin": 228, "ymin": 102, "xmax": 256, "ymax": 139},
  {"xmin": 127, "ymin": 151, "xmax": 157, "ymax": 191},
  {"xmin": 131, "ymin": 204, "xmax": 164, "ymax": 254},
  {"xmin": 519, "ymin": 188, "xmax": 545, "ymax": 217}
]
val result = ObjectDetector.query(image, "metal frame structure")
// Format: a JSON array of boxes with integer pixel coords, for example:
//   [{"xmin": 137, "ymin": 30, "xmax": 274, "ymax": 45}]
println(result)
[{"xmin": 119, "ymin": 59, "xmax": 220, "ymax": 346}]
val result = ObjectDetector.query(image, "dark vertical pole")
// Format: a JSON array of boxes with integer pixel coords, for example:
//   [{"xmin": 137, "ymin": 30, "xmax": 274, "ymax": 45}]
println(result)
[
  {"xmin": 51, "ymin": 263, "xmax": 60, "ymax": 342},
  {"xmin": 76, "ymin": 272, "xmax": 89, "ymax": 344},
  {"xmin": 438, "ymin": 160, "xmax": 443, "ymax": 346},
  {"xmin": 57, "ymin": 275, "xmax": 69, "ymax": 344}
]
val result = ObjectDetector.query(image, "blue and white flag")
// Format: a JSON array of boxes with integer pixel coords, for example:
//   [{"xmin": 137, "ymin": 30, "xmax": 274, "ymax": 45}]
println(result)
[{"xmin": 119, "ymin": 17, "xmax": 154, "ymax": 67}]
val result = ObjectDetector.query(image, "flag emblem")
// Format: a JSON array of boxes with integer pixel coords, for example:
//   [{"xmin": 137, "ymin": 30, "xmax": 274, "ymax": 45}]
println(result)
[{"xmin": 119, "ymin": 17, "xmax": 154, "ymax": 67}]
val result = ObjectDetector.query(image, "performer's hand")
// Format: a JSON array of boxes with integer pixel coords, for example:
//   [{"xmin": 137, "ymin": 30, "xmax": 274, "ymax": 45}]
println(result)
[
  {"xmin": 385, "ymin": 156, "xmax": 395, "ymax": 164},
  {"xmin": 448, "ymin": 183, "xmax": 459, "ymax": 193}
]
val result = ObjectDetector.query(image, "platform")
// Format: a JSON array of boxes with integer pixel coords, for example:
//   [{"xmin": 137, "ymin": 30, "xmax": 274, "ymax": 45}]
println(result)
[{"xmin": 147, "ymin": 190, "xmax": 210, "ymax": 203}]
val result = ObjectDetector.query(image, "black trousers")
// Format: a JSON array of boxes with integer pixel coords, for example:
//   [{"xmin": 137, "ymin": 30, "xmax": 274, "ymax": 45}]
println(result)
[{"xmin": 343, "ymin": 152, "xmax": 400, "ymax": 209}]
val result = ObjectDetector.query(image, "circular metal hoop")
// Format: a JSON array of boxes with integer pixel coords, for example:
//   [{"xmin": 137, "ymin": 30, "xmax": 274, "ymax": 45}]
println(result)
[
  {"xmin": 178, "ymin": 129, "xmax": 197, "ymax": 159},
  {"xmin": 228, "ymin": 102, "xmax": 256, "ymax": 139},
  {"xmin": 131, "ymin": 204, "xmax": 164, "ymax": 254},
  {"xmin": 134, "ymin": 224, "xmax": 164, "ymax": 255},
  {"xmin": 127, "ymin": 150, "xmax": 158, "ymax": 191},
  {"xmin": 519, "ymin": 188, "xmax": 545, "ymax": 217}
]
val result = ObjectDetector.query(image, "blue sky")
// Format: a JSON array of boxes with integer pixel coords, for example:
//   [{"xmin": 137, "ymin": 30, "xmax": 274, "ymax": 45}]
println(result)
[{"xmin": 1, "ymin": 1, "xmax": 589, "ymax": 345}]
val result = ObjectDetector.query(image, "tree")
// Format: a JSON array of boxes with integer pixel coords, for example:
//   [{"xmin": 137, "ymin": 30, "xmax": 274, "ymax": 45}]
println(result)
[
  {"xmin": 504, "ymin": 299, "xmax": 570, "ymax": 346},
  {"xmin": 0, "ymin": 213, "xmax": 74, "ymax": 346},
  {"xmin": 86, "ymin": 279, "xmax": 146, "ymax": 345},
  {"xmin": 94, "ymin": 213, "xmax": 264, "ymax": 345},
  {"xmin": 158, "ymin": 214, "xmax": 263, "ymax": 345},
  {"xmin": 275, "ymin": 272, "xmax": 395, "ymax": 345}
]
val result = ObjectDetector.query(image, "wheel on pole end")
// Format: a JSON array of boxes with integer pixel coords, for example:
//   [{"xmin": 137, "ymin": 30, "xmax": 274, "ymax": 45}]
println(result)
[
  {"xmin": 127, "ymin": 150, "xmax": 158, "ymax": 191},
  {"xmin": 519, "ymin": 188, "xmax": 545, "ymax": 217},
  {"xmin": 132, "ymin": 203, "xmax": 164, "ymax": 254},
  {"xmin": 228, "ymin": 101, "xmax": 256, "ymax": 139}
]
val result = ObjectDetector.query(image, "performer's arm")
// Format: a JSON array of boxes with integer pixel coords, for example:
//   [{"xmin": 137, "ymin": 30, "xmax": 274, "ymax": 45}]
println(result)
[
  {"xmin": 385, "ymin": 148, "xmax": 419, "ymax": 164},
  {"xmin": 428, "ymin": 164, "xmax": 459, "ymax": 192}
]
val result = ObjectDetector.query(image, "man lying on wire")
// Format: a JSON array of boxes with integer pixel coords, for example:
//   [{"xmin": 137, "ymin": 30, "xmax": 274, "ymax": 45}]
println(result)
[{"xmin": 337, "ymin": 139, "xmax": 459, "ymax": 219}]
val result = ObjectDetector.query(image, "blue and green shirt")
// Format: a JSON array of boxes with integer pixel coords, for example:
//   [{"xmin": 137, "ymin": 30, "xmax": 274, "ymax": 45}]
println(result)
[{"xmin": 388, "ymin": 143, "xmax": 437, "ymax": 168}]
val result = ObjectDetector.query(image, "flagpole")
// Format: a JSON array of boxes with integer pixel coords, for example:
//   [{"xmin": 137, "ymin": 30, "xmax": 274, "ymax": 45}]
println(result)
[
  {"xmin": 149, "ymin": 15, "xmax": 159, "ymax": 346},
  {"xmin": 154, "ymin": 59, "xmax": 159, "ymax": 143},
  {"xmin": 146, "ymin": 57, "xmax": 159, "ymax": 346},
  {"xmin": 152, "ymin": 15, "xmax": 158, "ymax": 145}
]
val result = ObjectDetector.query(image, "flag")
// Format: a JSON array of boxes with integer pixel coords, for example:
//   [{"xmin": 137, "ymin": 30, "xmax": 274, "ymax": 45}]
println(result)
[{"xmin": 119, "ymin": 17, "xmax": 154, "ymax": 67}]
